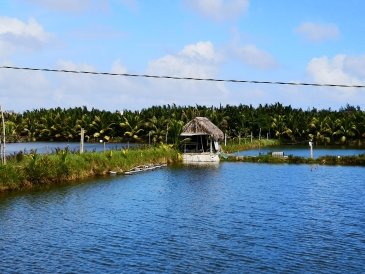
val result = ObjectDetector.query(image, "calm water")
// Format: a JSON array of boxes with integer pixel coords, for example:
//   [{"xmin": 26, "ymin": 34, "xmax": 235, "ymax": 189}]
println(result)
[
  {"xmin": 234, "ymin": 145, "xmax": 365, "ymax": 158},
  {"xmin": 4, "ymin": 142, "xmax": 133, "ymax": 155},
  {"xmin": 1, "ymin": 163, "xmax": 365, "ymax": 273}
]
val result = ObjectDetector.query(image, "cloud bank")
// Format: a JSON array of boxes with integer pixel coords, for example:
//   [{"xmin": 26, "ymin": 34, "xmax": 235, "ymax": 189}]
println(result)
[
  {"xmin": 185, "ymin": 0, "xmax": 249, "ymax": 21},
  {"xmin": 307, "ymin": 54, "xmax": 365, "ymax": 85},
  {"xmin": 306, "ymin": 54, "xmax": 365, "ymax": 105},
  {"xmin": 296, "ymin": 22, "xmax": 340, "ymax": 43},
  {"xmin": 21, "ymin": 0, "xmax": 108, "ymax": 12},
  {"xmin": 0, "ymin": 16, "xmax": 50, "ymax": 56},
  {"xmin": 233, "ymin": 44, "xmax": 277, "ymax": 70}
]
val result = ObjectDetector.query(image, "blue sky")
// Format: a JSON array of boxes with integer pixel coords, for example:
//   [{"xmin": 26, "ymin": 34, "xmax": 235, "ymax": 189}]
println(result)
[{"xmin": 1, "ymin": 0, "xmax": 365, "ymax": 112}]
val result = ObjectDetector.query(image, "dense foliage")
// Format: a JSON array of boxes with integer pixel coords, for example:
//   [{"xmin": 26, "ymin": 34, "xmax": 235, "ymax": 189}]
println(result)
[
  {"xmin": 0, "ymin": 145, "xmax": 179, "ymax": 192},
  {"xmin": 3, "ymin": 103, "xmax": 365, "ymax": 146}
]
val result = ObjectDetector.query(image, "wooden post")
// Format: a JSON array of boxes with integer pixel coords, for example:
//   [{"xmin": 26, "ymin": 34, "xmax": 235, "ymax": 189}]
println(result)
[
  {"xmin": 1, "ymin": 106, "xmax": 5, "ymax": 164},
  {"xmin": 80, "ymin": 128, "xmax": 84, "ymax": 154}
]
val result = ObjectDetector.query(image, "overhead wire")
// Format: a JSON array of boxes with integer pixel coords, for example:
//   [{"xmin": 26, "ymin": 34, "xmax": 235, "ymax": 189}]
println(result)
[{"xmin": 0, "ymin": 65, "xmax": 364, "ymax": 88}]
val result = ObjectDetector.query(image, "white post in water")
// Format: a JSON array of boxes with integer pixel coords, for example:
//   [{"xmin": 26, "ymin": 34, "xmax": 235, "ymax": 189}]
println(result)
[
  {"xmin": 309, "ymin": 141, "xmax": 313, "ymax": 159},
  {"xmin": 100, "ymin": 139, "xmax": 105, "ymax": 152},
  {"xmin": 80, "ymin": 128, "xmax": 84, "ymax": 154}
]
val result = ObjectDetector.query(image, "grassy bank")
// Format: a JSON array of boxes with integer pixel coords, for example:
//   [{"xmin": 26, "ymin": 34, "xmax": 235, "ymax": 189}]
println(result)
[
  {"xmin": 223, "ymin": 154, "xmax": 365, "ymax": 166},
  {"xmin": 0, "ymin": 145, "xmax": 180, "ymax": 193},
  {"xmin": 223, "ymin": 139, "xmax": 280, "ymax": 153}
]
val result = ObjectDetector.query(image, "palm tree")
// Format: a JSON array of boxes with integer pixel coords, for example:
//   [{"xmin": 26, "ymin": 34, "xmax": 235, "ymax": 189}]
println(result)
[
  {"xmin": 120, "ymin": 112, "xmax": 144, "ymax": 147},
  {"xmin": 333, "ymin": 116, "xmax": 358, "ymax": 144},
  {"xmin": 271, "ymin": 114, "xmax": 293, "ymax": 142},
  {"xmin": 144, "ymin": 115, "xmax": 168, "ymax": 145},
  {"xmin": 167, "ymin": 118, "xmax": 184, "ymax": 146},
  {"xmin": 89, "ymin": 115, "xmax": 115, "ymax": 142}
]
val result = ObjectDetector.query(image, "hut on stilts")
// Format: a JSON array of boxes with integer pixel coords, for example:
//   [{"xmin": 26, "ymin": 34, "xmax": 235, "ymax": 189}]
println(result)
[{"xmin": 180, "ymin": 117, "xmax": 224, "ymax": 163}]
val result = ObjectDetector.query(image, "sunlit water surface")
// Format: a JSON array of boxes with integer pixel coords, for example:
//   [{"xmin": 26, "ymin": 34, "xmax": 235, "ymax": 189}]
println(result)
[
  {"xmin": 234, "ymin": 145, "xmax": 365, "ymax": 158},
  {"xmin": 1, "ymin": 163, "xmax": 365, "ymax": 273},
  {"xmin": 5, "ymin": 142, "xmax": 133, "ymax": 155}
]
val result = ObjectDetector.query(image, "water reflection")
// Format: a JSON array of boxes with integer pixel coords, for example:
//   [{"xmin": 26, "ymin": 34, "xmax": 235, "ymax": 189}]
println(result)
[
  {"xmin": 1, "ymin": 163, "xmax": 365, "ymax": 273},
  {"xmin": 234, "ymin": 145, "xmax": 365, "ymax": 158},
  {"xmin": 4, "ymin": 142, "xmax": 135, "ymax": 155}
]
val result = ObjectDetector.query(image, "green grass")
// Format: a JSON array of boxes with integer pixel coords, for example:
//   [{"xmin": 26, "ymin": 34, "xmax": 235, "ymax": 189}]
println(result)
[
  {"xmin": 223, "ymin": 153, "xmax": 365, "ymax": 166},
  {"xmin": 0, "ymin": 145, "xmax": 180, "ymax": 193},
  {"xmin": 223, "ymin": 139, "xmax": 280, "ymax": 153}
]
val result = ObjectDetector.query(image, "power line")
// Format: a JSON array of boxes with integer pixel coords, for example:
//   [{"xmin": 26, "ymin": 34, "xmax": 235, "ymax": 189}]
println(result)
[{"xmin": 1, "ymin": 65, "xmax": 364, "ymax": 88}]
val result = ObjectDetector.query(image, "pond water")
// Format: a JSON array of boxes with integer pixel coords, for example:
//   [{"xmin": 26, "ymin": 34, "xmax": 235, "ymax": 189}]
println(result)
[
  {"xmin": 1, "ymin": 163, "xmax": 365, "ymax": 273},
  {"xmin": 4, "ymin": 142, "xmax": 134, "ymax": 155},
  {"xmin": 234, "ymin": 145, "xmax": 365, "ymax": 158}
]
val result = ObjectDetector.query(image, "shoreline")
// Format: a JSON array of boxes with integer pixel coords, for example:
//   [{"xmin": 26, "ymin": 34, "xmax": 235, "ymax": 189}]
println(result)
[
  {"xmin": 222, "ymin": 154, "xmax": 365, "ymax": 166},
  {"xmin": 1, "ymin": 142, "xmax": 365, "ymax": 195},
  {"xmin": 0, "ymin": 145, "xmax": 180, "ymax": 194}
]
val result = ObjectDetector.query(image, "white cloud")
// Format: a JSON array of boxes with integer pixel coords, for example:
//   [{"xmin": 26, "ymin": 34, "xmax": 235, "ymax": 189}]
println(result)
[
  {"xmin": 185, "ymin": 0, "xmax": 249, "ymax": 21},
  {"xmin": 306, "ymin": 54, "xmax": 365, "ymax": 105},
  {"xmin": 111, "ymin": 60, "xmax": 128, "ymax": 74},
  {"xmin": 148, "ymin": 41, "xmax": 221, "ymax": 77},
  {"xmin": 21, "ymin": 0, "xmax": 109, "ymax": 12},
  {"xmin": 118, "ymin": 0, "xmax": 138, "ymax": 11},
  {"xmin": 145, "ymin": 41, "xmax": 229, "ymax": 106},
  {"xmin": 0, "ymin": 17, "xmax": 50, "ymax": 56},
  {"xmin": 307, "ymin": 55, "xmax": 365, "ymax": 85},
  {"xmin": 56, "ymin": 60, "xmax": 96, "ymax": 72},
  {"xmin": 296, "ymin": 22, "xmax": 340, "ymax": 43},
  {"xmin": 233, "ymin": 44, "xmax": 277, "ymax": 70},
  {"xmin": 0, "ymin": 62, "xmax": 51, "ymax": 111}
]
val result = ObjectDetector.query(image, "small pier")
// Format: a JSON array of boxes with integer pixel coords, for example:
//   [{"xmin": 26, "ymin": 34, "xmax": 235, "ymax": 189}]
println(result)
[{"xmin": 123, "ymin": 163, "xmax": 167, "ymax": 175}]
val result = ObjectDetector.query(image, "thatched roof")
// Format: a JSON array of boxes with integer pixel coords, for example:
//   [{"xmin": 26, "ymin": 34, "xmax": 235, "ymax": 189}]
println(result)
[{"xmin": 181, "ymin": 117, "xmax": 224, "ymax": 141}]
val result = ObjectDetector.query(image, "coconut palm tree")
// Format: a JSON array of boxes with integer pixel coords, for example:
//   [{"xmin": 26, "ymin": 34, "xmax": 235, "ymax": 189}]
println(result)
[
  {"xmin": 333, "ymin": 115, "xmax": 358, "ymax": 144},
  {"xmin": 120, "ymin": 112, "xmax": 144, "ymax": 147},
  {"xmin": 271, "ymin": 114, "xmax": 293, "ymax": 142}
]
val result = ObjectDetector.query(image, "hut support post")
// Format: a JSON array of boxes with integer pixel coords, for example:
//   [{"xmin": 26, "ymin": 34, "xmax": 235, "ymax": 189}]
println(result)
[{"xmin": 200, "ymin": 135, "xmax": 204, "ymax": 152}]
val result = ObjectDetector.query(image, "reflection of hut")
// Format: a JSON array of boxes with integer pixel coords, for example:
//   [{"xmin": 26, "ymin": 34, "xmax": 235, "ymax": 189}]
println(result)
[{"xmin": 180, "ymin": 117, "xmax": 224, "ymax": 163}]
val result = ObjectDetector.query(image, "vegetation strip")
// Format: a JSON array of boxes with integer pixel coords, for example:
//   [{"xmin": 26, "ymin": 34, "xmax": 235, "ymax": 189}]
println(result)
[
  {"xmin": 222, "ymin": 154, "xmax": 365, "ymax": 166},
  {"xmin": 2, "ymin": 103, "xmax": 365, "ymax": 146},
  {"xmin": 0, "ymin": 145, "xmax": 179, "ymax": 193}
]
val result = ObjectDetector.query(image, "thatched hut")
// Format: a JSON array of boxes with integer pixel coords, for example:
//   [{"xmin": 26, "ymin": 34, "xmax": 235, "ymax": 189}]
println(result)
[{"xmin": 180, "ymin": 117, "xmax": 224, "ymax": 162}]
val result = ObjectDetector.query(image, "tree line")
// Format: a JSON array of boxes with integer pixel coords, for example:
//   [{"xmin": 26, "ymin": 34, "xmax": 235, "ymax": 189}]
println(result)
[{"xmin": 2, "ymin": 103, "xmax": 365, "ymax": 146}]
